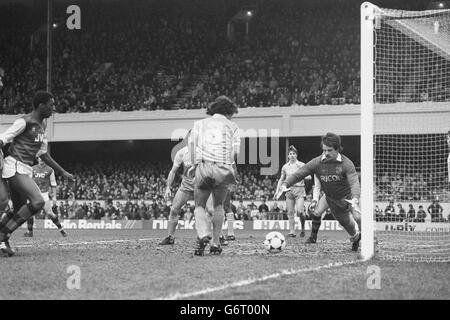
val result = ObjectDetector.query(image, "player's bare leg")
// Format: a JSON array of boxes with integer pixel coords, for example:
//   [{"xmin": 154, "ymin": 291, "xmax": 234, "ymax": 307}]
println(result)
[
  {"xmin": 45, "ymin": 201, "xmax": 67, "ymax": 237},
  {"xmin": 0, "ymin": 175, "xmax": 45, "ymax": 256},
  {"xmin": 224, "ymin": 190, "xmax": 235, "ymax": 241},
  {"xmin": 285, "ymin": 196, "xmax": 297, "ymax": 237},
  {"xmin": 296, "ymin": 197, "xmax": 306, "ymax": 237},
  {"xmin": 205, "ymin": 194, "xmax": 228, "ymax": 247},
  {"xmin": 160, "ymin": 189, "xmax": 192, "ymax": 245},
  {"xmin": 209, "ymin": 186, "xmax": 229, "ymax": 254},
  {"xmin": 193, "ymin": 186, "xmax": 212, "ymax": 256}
]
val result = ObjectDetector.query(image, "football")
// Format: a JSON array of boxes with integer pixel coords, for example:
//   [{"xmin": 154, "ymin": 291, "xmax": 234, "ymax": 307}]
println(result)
[{"xmin": 264, "ymin": 231, "xmax": 286, "ymax": 253}]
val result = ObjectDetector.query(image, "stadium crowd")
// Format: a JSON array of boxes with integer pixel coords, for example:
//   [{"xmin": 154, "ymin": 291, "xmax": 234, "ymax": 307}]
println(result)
[{"xmin": 2, "ymin": 0, "xmax": 448, "ymax": 115}]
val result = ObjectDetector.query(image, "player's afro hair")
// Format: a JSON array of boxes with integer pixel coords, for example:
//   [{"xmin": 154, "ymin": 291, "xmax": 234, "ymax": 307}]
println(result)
[
  {"xmin": 33, "ymin": 91, "xmax": 53, "ymax": 109},
  {"xmin": 206, "ymin": 95, "xmax": 238, "ymax": 116},
  {"xmin": 321, "ymin": 132, "xmax": 343, "ymax": 152},
  {"xmin": 288, "ymin": 145, "xmax": 298, "ymax": 155}
]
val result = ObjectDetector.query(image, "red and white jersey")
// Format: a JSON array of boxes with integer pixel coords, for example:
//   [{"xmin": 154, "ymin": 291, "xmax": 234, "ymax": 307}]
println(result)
[
  {"xmin": 191, "ymin": 114, "xmax": 240, "ymax": 165},
  {"xmin": 32, "ymin": 163, "xmax": 56, "ymax": 193},
  {"xmin": 282, "ymin": 160, "xmax": 306, "ymax": 187},
  {"xmin": 173, "ymin": 146, "xmax": 193, "ymax": 182},
  {"xmin": 0, "ymin": 115, "xmax": 48, "ymax": 166}
]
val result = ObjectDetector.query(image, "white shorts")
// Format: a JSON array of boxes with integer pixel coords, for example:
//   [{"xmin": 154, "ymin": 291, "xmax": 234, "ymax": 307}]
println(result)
[
  {"xmin": 41, "ymin": 192, "xmax": 50, "ymax": 202},
  {"xmin": 1, "ymin": 156, "xmax": 33, "ymax": 179}
]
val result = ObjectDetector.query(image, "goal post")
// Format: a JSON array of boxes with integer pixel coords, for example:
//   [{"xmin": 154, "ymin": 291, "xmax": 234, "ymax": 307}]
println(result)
[
  {"xmin": 360, "ymin": 2, "xmax": 375, "ymax": 261},
  {"xmin": 360, "ymin": 2, "xmax": 450, "ymax": 262}
]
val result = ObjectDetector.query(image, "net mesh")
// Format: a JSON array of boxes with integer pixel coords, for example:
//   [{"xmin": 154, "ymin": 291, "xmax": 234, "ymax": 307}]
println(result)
[{"xmin": 372, "ymin": 5, "xmax": 450, "ymax": 262}]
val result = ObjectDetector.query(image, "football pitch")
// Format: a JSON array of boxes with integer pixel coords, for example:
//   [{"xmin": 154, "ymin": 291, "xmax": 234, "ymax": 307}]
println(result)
[{"xmin": 0, "ymin": 228, "xmax": 448, "ymax": 300}]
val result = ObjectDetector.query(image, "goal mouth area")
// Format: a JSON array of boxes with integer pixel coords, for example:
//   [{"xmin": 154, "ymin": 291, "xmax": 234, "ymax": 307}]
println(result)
[{"xmin": 361, "ymin": 2, "xmax": 450, "ymax": 262}]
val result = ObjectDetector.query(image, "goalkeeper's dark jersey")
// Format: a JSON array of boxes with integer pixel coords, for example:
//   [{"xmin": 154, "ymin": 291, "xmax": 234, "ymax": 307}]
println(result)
[{"xmin": 284, "ymin": 154, "xmax": 360, "ymax": 201}]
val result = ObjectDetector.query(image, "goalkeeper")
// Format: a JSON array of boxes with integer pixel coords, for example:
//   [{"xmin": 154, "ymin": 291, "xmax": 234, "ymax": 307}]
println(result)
[{"xmin": 275, "ymin": 132, "xmax": 361, "ymax": 251}]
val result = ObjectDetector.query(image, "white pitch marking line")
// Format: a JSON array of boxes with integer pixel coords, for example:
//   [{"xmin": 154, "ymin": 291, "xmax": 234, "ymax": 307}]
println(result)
[
  {"xmin": 13, "ymin": 237, "xmax": 160, "ymax": 249},
  {"xmin": 156, "ymin": 259, "xmax": 362, "ymax": 300}
]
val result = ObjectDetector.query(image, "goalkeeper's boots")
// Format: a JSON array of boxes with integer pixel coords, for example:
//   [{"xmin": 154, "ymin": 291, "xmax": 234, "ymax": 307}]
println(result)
[
  {"xmin": 24, "ymin": 231, "xmax": 33, "ymax": 237},
  {"xmin": 209, "ymin": 244, "xmax": 223, "ymax": 255},
  {"xmin": 60, "ymin": 230, "xmax": 68, "ymax": 237},
  {"xmin": 305, "ymin": 233, "xmax": 317, "ymax": 244},
  {"xmin": 226, "ymin": 235, "xmax": 236, "ymax": 241},
  {"xmin": 286, "ymin": 232, "xmax": 296, "ymax": 238},
  {"xmin": 219, "ymin": 235, "xmax": 228, "ymax": 246},
  {"xmin": 0, "ymin": 240, "xmax": 15, "ymax": 257},
  {"xmin": 351, "ymin": 232, "xmax": 361, "ymax": 252},
  {"xmin": 194, "ymin": 236, "xmax": 211, "ymax": 256},
  {"xmin": 159, "ymin": 235, "xmax": 175, "ymax": 245}
]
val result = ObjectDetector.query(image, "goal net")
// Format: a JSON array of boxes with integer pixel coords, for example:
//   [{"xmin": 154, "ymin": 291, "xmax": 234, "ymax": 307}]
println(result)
[{"xmin": 360, "ymin": 2, "xmax": 450, "ymax": 262}]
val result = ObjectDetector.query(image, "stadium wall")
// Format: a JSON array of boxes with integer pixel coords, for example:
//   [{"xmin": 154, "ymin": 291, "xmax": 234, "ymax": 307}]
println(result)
[{"xmin": 2, "ymin": 102, "xmax": 448, "ymax": 141}]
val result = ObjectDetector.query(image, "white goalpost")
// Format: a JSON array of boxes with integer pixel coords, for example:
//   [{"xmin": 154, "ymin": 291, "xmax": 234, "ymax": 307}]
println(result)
[{"xmin": 360, "ymin": 2, "xmax": 450, "ymax": 262}]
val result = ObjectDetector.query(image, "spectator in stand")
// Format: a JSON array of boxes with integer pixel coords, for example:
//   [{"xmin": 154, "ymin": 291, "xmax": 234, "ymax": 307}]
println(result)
[
  {"xmin": 427, "ymin": 199, "xmax": 444, "ymax": 222},
  {"xmin": 269, "ymin": 201, "xmax": 282, "ymax": 220},
  {"xmin": 406, "ymin": 204, "xmax": 416, "ymax": 222},
  {"xmin": 57, "ymin": 201, "xmax": 69, "ymax": 219},
  {"xmin": 235, "ymin": 200, "xmax": 245, "ymax": 221},
  {"xmin": 384, "ymin": 200, "xmax": 395, "ymax": 222},
  {"xmin": 258, "ymin": 199, "xmax": 269, "ymax": 219},
  {"xmin": 397, "ymin": 204, "xmax": 406, "ymax": 222},
  {"xmin": 105, "ymin": 202, "xmax": 118, "ymax": 219},
  {"xmin": 374, "ymin": 205, "xmax": 383, "ymax": 222},
  {"xmin": 93, "ymin": 202, "xmax": 105, "ymax": 220},
  {"xmin": 415, "ymin": 205, "xmax": 427, "ymax": 222}
]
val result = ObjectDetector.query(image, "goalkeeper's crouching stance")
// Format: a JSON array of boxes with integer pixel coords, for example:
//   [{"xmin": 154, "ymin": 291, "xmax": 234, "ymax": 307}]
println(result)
[{"xmin": 275, "ymin": 132, "xmax": 361, "ymax": 252}]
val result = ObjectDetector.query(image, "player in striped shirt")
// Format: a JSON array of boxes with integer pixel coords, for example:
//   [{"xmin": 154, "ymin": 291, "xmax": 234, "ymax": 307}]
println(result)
[
  {"xmin": 275, "ymin": 132, "xmax": 361, "ymax": 251},
  {"xmin": 275, "ymin": 145, "xmax": 311, "ymax": 238},
  {"xmin": 0, "ymin": 91, "xmax": 74, "ymax": 257},
  {"xmin": 160, "ymin": 131, "xmax": 229, "ymax": 246},
  {"xmin": 24, "ymin": 156, "xmax": 67, "ymax": 237},
  {"xmin": 189, "ymin": 95, "xmax": 240, "ymax": 255}
]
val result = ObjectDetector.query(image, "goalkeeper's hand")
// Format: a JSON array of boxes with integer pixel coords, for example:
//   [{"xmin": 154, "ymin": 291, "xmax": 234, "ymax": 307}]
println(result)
[
  {"xmin": 345, "ymin": 198, "xmax": 361, "ymax": 214},
  {"xmin": 308, "ymin": 200, "xmax": 318, "ymax": 215}
]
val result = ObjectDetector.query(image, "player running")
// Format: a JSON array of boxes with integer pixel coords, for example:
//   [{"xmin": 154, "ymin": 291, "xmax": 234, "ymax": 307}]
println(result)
[
  {"xmin": 188, "ymin": 95, "xmax": 240, "ymax": 256},
  {"xmin": 24, "ymin": 156, "xmax": 67, "ymax": 237},
  {"xmin": 275, "ymin": 132, "xmax": 361, "ymax": 251},
  {"xmin": 275, "ymin": 145, "xmax": 311, "ymax": 238},
  {"xmin": 0, "ymin": 91, "xmax": 74, "ymax": 257}
]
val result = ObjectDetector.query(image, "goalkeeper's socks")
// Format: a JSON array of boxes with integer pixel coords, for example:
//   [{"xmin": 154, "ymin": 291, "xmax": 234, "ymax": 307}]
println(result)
[
  {"xmin": 27, "ymin": 216, "xmax": 34, "ymax": 232},
  {"xmin": 311, "ymin": 215, "xmax": 322, "ymax": 235}
]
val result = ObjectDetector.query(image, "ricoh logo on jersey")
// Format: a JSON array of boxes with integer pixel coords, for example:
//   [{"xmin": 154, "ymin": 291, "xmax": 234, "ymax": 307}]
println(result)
[{"xmin": 320, "ymin": 175, "xmax": 342, "ymax": 182}]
